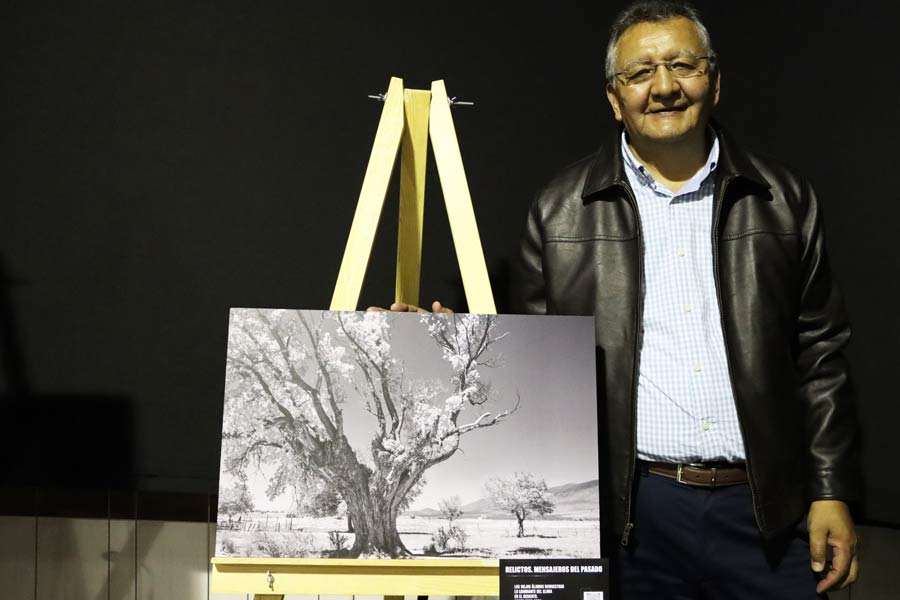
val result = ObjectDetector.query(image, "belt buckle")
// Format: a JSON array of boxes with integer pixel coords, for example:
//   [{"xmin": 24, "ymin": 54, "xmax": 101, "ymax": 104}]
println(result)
[{"xmin": 676, "ymin": 463, "xmax": 717, "ymax": 487}]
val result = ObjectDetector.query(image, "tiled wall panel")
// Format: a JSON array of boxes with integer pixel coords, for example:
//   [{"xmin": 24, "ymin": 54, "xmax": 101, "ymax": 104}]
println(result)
[
  {"xmin": 36, "ymin": 517, "xmax": 108, "ymax": 600},
  {"xmin": 135, "ymin": 520, "xmax": 209, "ymax": 600},
  {"xmin": 4, "ymin": 515, "xmax": 900, "ymax": 599},
  {"xmin": 0, "ymin": 516, "xmax": 37, "ymax": 600},
  {"xmin": 109, "ymin": 519, "xmax": 137, "ymax": 600}
]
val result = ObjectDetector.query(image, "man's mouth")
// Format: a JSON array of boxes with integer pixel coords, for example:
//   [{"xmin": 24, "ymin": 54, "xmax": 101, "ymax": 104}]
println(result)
[{"xmin": 648, "ymin": 106, "xmax": 687, "ymax": 114}]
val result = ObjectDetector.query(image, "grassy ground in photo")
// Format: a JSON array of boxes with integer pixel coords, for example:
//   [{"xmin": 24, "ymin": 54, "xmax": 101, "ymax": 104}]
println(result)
[{"xmin": 215, "ymin": 513, "xmax": 601, "ymax": 559}]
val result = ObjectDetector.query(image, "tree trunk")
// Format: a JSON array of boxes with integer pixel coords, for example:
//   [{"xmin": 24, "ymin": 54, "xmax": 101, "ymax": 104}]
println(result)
[
  {"xmin": 344, "ymin": 489, "xmax": 405, "ymax": 557},
  {"xmin": 307, "ymin": 433, "xmax": 415, "ymax": 557},
  {"xmin": 517, "ymin": 515, "xmax": 525, "ymax": 538}
]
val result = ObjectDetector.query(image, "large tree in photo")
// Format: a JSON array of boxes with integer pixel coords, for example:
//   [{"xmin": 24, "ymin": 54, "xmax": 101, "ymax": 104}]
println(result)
[{"xmin": 222, "ymin": 310, "xmax": 517, "ymax": 557}]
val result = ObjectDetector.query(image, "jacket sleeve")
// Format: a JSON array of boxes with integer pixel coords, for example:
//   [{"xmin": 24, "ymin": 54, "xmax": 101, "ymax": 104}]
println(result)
[
  {"xmin": 794, "ymin": 179, "xmax": 860, "ymax": 502},
  {"xmin": 510, "ymin": 197, "xmax": 548, "ymax": 316}
]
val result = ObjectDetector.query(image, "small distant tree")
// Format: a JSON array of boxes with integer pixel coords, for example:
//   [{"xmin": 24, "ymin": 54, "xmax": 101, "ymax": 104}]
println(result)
[
  {"xmin": 486, "ymin": 473, "xmax": 555, "ymax": 537},
  {"xmin": 428, "ymin": 494, "xmax": 468, "ymax": 554},
  {"xmin": 438, "ymin": 496, "xmax": 464, "ymax": 526},
  {"xmin": 219, "ymin": 481, "xmax": 254, "ymax": 526}
]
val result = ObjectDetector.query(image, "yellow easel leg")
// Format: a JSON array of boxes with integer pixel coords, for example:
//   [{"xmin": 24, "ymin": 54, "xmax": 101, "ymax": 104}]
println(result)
[
  {"xmin": 331, "ymin": 77, "xmax": 406, "ymax": 311},
  {"xmin": 428, "ymin": 80, "xmax": 496, "ymax": 314}
]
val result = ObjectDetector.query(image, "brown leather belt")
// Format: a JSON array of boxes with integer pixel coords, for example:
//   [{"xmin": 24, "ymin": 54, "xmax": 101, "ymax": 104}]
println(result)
[{"xmin": 644, "ymin": 461, "xmax": 748, "ymax": 488}]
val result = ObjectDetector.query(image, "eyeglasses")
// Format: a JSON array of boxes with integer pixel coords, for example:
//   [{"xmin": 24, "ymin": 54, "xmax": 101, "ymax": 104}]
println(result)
[{"xmin": 614, "ymin": 55, "xmax": 715, "ymax": 86}]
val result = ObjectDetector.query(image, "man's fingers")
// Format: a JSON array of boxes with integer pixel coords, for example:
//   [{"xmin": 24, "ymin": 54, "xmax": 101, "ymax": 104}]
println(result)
[
  {"xmin": 387, "ymin": 301, "xmax": 453, "ymax": 314},
  {"xmin": 366, "ymin": 304, "xmax": 421, "ymax": 312},
  {"xmin": 367, "ymin": 302, "xmax": 452, "ymax": 314},
  {"xmin": 808, "ymin": 522, "xmax": 828, "ymax": 573},
  {"xmin": 808, "ymin": 500, "xmax": 859, "ymax": 592},
  {"xmin": 391, "ymin": 302, "xmax": 427, "ymax": 313},
  {"xmin": 816, "ymin": 566, "xmax": 839, "ymax": 594},
  {"xmin": 816, "ymin": 543, "xmax": 850, "ymax": 593},
  {"xmin": 815, "ymin": 533, "xmax": 857, "ymax": 594},
  {"xmin": 816, "ymin": 554, "xmax": 850, "ymax": 594},
  {"xmin": 431, "ymin": 301, "xmax": 454, "ymax": 314},
  {"xmin": 839, "ymin": 555, "xmax": 860, "ymax": 590}
]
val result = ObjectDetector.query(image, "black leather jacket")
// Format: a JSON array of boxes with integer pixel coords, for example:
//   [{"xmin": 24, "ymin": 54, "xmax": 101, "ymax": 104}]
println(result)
[{"xmin": 511, "ymin": 125, "xmax": 859, "ymax": 543}]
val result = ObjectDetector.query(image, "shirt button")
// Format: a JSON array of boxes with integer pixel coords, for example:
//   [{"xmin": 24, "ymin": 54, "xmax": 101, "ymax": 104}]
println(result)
[
  {"xmin": 702, "ymin": 421, "xmax": 711, "ymax": 431},
  {"xmin": 677, "ymin": 248, "xmax": 686, "ymax": 257},
  {"xmin": 693, "ymin": 363, "xmax": 703, "ymax": 372},
  {"xmin": 684, "ymin": 303, "xmax": 693, "ymax": 313}
]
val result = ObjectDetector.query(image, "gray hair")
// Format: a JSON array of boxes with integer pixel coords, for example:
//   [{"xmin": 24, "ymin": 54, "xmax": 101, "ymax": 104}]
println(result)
[{"xmin": 605, "ymin": 1, "xmax": 715, "ymax": 82}]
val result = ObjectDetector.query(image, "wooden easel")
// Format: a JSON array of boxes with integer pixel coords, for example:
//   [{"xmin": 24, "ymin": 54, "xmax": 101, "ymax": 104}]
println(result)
[
  {"xmin": 330, "ymin": 76, "xmax": 496, "ymax": 314},
  {"xmin": 210, "ymin": 77, "xmax": 499, "ymax": 599}
]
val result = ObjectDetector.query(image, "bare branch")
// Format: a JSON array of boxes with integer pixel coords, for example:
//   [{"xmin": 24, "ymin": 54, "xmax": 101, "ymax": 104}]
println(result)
[
  {"xmin": 295, "ymin": 312, "xmax": 345, "ymax": 431},
  {"xmin": 228, "ymin": 356, "xmax": 325, "ymax": 454},
  {"xmin": 357, "ymin": 356, "xmax": 387, "ymax": 439},
  {"xmin": 456, "ymin": 391, "xmax": 521, "ymax": 435},
  {"xmin": 250, "ymin": 310, "xmax": 338, "ymax": 439},
  {"xmin": 490, "ymin": 331, "xmax": 510, "ymax": 344},
  {"xmin": 460, "ymin": 411, "xmax": 493, "ymax": 429},
  {"xmin": 337, "ymin": 314, "xmax": 401, "ymax": 433}
]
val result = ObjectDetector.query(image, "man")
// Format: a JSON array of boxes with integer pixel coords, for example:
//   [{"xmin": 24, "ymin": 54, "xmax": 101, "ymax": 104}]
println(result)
[{"xmin": 510, "ymin": 1, "xmax": 860, "ymax": 598}]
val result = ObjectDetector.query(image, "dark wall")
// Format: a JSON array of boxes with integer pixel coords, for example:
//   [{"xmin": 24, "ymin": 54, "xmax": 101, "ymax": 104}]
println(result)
[{"xmin": 2, "ymin": 2, "xmax": 897, "ymax": 523}]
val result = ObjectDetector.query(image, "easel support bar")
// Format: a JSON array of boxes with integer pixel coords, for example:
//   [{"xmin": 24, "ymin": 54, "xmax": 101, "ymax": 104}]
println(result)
[{"xmin": 395, "ymin": 89, "xmax": 431, "ymax": 306}]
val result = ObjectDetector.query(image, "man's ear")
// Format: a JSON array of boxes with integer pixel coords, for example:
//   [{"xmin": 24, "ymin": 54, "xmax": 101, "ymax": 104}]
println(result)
[{"xmin": 606, "ymin": 82, "xmax": 623, "ymax": 122}]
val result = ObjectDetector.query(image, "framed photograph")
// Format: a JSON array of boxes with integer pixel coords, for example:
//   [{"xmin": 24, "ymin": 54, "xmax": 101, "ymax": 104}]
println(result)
[{"xmin": 215, "ymin": 309, "xmax": 599, "ymax": 560}]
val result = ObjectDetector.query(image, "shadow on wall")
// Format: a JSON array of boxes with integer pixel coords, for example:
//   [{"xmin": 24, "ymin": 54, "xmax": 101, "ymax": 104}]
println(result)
[
  {"xmin": 0, "ymin": 255, "xmax": 135, "ymax": 491},
  {"xmin": 2, "ymin": 392, "xmax": 135, "ymax": 490}
]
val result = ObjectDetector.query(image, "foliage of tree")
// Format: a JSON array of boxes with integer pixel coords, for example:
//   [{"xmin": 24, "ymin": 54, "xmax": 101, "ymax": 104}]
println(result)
[
  {"xmin": 307, "ymin": 485, "xmax": 342, "ymax": 517},
  {"xmin": 222, "ymin": 310, "xmax": 517, "ymax": 557},
  {"xmin": 218, "ymin": 481, "xmax": 254, "ymax": 524},
  {"xmin": 486, "ymin": 472, "xmax": 555, "ymax": 537}
]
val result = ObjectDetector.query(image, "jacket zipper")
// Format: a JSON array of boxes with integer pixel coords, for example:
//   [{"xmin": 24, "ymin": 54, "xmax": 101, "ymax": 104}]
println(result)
[
  {"xmin": 621, "ymin": 183, "xmax": 643, "ymax": 547},
  {"xmin": 712, "ymin": 175, "xmax": 764, "ymax": 532}
]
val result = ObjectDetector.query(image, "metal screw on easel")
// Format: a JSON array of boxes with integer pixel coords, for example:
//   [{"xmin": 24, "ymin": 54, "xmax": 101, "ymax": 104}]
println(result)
[
  {"xmin": 266, "ymin": 570, "xmax": 275, "ymax": 590},
  {"xmin": 368, "ymin": 92, "xmax": 474, "ymax": 106}
]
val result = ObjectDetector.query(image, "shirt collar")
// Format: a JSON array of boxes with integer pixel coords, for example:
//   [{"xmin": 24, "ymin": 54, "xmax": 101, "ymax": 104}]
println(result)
[{"xmin": 620, "ymin": 130, "xmax": 720, "ymax": 197}]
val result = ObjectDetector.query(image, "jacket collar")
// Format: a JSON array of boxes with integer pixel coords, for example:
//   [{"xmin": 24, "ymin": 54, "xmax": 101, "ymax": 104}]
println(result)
[{"xmin": 581, "ymin": 121, "xmax": 770, "ymax": 200}]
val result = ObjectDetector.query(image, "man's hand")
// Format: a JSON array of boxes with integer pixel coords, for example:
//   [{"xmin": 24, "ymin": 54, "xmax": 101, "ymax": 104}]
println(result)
[
  {"xmin": 366, "ymin": 300, "xmax": 453, "ymax": 314},
  {"xmin": 808, "ymin": 499, "xmax": 859, "ymax": 593}
]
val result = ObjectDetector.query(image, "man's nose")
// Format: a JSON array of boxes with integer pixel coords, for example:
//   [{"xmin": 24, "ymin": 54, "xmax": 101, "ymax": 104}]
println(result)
[{"xmin": 650, "ymin": 66, "xmax": 679, "ymax": 98}]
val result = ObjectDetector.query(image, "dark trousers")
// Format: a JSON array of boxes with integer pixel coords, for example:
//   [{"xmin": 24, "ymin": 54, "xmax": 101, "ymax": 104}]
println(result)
[{"xmin": 612, "ymin": 468, "xmax": 826, "ymax": 600}]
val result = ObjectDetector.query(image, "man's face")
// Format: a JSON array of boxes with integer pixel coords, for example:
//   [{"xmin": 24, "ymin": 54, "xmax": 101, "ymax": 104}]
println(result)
[{"xmin": 606, "ymin": 17, "xmax": 720, "ymax": 146}]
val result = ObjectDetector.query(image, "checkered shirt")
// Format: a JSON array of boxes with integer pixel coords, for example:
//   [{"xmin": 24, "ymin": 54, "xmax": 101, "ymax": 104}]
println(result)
[{"xmin": 621, "ymin": 132, "xmax": 746, "ymax": 463}]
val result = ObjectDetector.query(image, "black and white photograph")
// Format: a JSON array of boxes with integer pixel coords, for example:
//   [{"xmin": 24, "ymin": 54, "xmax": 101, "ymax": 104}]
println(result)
[{"xmin": 215, "ymin": 309, "xmax": 600, "ymax": 559}]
